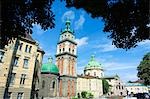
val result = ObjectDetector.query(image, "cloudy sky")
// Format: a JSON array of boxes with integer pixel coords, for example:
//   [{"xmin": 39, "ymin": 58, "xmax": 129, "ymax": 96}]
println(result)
[{"xmin": 32, "ymin": 1, "xmax": 150, "ymax": 82}]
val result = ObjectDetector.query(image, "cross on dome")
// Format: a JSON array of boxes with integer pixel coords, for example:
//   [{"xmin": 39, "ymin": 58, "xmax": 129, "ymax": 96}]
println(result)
[
  {"xmin": 48, "ymin": 56, "xmax": 53, "ymax": 63},
  {"xmin": 90, "ymin": 55, "xmax": 95, "ymax": 61}
]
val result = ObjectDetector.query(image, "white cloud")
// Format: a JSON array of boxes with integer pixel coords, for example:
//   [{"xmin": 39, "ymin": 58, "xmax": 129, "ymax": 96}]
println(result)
[
  {"xmin": 74, "ymin": 15, "xmax": 85, "ymax": 30},
  {"xmin": 103, "ymin": 62, "xmax": 137, "ymax": 71},
  {"xmin": 61, "ymin": 10, "xmax": 75, "ymax": 22},
  {"xmin": 96, "ymin": 42, "xmax": 117, "ymax": 52},
  {"xmin": 32, "ymin": 24, "xmax": 46, "ymax": 35},
  {"xmin": 138, "ymin": 40, "xmax": 150, "ymax": 45},
  {"xmin": 138, "ymin": 40, "xmax": 150, "ymax": 49},
  {"xmin": 75, "ymin": 37, "xmax": 88, "ymax": 47}
]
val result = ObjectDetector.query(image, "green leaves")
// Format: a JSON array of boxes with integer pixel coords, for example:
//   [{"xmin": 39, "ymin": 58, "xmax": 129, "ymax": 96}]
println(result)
[
  {"xmin": 137, "ymin": 52, "xmax": 150, "ymax": 85},
  {"xmin": 102, "ymin": 79, "xmax": 110, "ymax": 94}
]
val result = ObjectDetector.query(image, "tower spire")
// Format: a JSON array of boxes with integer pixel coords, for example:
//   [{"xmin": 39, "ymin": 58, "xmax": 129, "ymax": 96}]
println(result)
[{"xmin": 65, "ymin": 18, "xmax": 71, "ymax": 30}]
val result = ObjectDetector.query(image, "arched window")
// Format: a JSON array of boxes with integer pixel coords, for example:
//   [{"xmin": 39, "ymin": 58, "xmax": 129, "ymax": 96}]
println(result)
[
  {"xmin": 52, "ymin": 81, "xmax": 55, "ymax": 89},
  {"xmin": 63, "ymin": 48, "xmax": 65, "ymax": 52},
  {"xmin": 72, "ymin": 49, "xmax": 74, "ymax": 54},
  {"xmin": 94, "ymin": 72, "xmax": 96, "ymax": 76},
  {"xmin": 42, "ymin": 80, "xmax": 45, "ymax": 88}
]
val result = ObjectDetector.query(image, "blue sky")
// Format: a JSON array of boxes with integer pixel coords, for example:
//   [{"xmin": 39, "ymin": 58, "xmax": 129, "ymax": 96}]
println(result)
[{"xmin": 32, "ymin": 1, "xmax": 150, "ymax": 82}]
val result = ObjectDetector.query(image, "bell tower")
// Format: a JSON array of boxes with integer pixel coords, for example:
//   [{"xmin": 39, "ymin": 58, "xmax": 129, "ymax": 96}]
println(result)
[
  {"xmin": 56, "ymin": 19, "xmax": 77, "ymax": 76},
  {"xmin": 55, "ymin": 19, "xmax": 77, "ymax": 97}
]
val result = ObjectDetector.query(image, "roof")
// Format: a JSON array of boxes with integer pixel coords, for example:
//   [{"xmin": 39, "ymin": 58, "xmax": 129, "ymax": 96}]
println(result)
[
  {"xmin": 37, "ymin": 47, "xmax": 45, "ymax": 54},
  {"xmin": 20, "ymin": 32, "xmax": 36, "ymax": 43},
  {"xmin": 41, "ymin": 57, "xmax": 59, "ymax": 74},
  {"xmin": 85, "ymin": 55, "xmax": 102, "ymax": 70},
  {"xmin": 103, "ymin": 74, "xmax": 119, "ymax": 79},
  {"xmin": 77, "ymin": 74, "xmax": 101, "ymax": 79}
]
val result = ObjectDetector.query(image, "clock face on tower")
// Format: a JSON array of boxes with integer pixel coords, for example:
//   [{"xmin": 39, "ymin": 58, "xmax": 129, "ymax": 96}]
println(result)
[{"xmin": 55, "ymin": 19, "xmax": 77, "ymax": 76}]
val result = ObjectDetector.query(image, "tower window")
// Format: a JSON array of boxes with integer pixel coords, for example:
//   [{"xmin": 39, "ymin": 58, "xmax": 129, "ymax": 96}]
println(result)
[
  {"xmin": 52, "ymin": 81, "xmax": 55, "ymax": 89},
  {"xmin": 29, "ymin": 46, "xmax": 32, "ymax": 53},
  {"xmin": 94, "ymin": 72, "xmax": 96, "ymax": 76},
  {"xmin": 72, "ymin": 49, "xmax": 74, "ymax": 54},
  {"xmin": 20, "ymin": 74, "xmax": 26, "ymax": 85},
  {"xmin": 14, "ymin": 57, "xmax": 19, "ymax": 66},
  {"xmin": 19, "ymin": 43, "xmax": 23, "ymax": 50},
  {"xmin": 42, "ymin": 80, "xmax": 45, "ymax": 88},
  {"xmin": 25, "ymin": 45, "xmax": 28, "ymax": 52},
  {"xmin": 63, "ymin": 48, "xmax": 65, "ymax": 52},
  {"xmin": 59, "ymin": 49, "xmax": 61, "ymax": 53},
  {"xmin": 10, "ymin": 73, "xmax": 16, "ymax": 84},
  {"xmin": 17, "ymin": 93, "xmax": 23, "ymax": 99},
  {"xmin": 69, "ymin": 48, "xmax": 71, "ymax": 52},
  {"xmin": 0, "ymin": 51, "xmax": 5, "ymax": 62},
  {"xmin": 23, "ymin": 59, "xmax": 29, "ymax": 68}
]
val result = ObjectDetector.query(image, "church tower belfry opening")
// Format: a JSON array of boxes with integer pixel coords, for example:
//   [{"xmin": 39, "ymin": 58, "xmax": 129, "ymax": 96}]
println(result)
[{"xmin": 55, "ymin": 19, "xmax": 77, "ymax": 98}]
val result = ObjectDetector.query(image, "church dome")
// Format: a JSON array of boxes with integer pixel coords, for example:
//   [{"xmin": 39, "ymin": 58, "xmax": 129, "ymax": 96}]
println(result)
[
  {"xmin": 85, "ymin": 55, "xmax": 102, "ymax": 69},
  {"xmin": 41, "ymin": 57, "xmax": 59, "ymax": 74}
]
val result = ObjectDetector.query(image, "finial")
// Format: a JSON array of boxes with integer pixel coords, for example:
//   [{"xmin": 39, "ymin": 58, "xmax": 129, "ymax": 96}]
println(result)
[
  {"xmin": 65, "ymin": 18, "xmax": 70, "ymax": 29},
  {"xmin": 48, "ymin": 57, "xmax": 53, "ymax": 63},
  {"xmin": 90, "ymin": 55, "xmax": 95, "ymax": 61}
]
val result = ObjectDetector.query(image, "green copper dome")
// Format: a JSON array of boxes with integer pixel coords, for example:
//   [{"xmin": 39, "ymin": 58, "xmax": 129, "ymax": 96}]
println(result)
[
  {"xmin": 41, "ymin": 57, "xmax": 59, "ymax": 74},
  {"xmin": 85, "ymin": 55, "xmax": 102, "ymax": 69}
]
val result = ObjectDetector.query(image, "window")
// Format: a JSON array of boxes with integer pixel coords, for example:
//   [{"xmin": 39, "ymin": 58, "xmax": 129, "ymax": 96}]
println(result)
[
  {"xmin": 52, "ymin": 81, "xmax": 55, "ymax": 89},
  {"xmin": 23, "ymin": 59, "xmax": 29, "ymax": 68},
  {"xmin": 94, "ymin": 72, "xmax": 96, "ymax": 76},
  {"xmin": 119, "ymin": 86, "xmax": 121, "ymax": 89},
  {"xmin": 63, "ymin": 48, "xmax": 65, "ymax": 52},
  {"xmin": 72, "ymin": 49, "xmax": 74, "ymax": 53},
  {"xmin": 29, "ymin": 46, "xmax": 32, "ymax": 53},
  {"xmin": 8, "ymin": 92, "xmax": 12, "ymax": 99},
  {"xmin": 25, "ymin": 45, "xmax": 28, "ymax": 52},
  {"xmin": 19, "ymin": 43, "xmax": 23, "ymax": 50},
  {"xmin": 14, "ymin": 57, "xmax": 19, "ymax": 66},
  {"xmin": 0, "ymin": 51, "xmax": 4, "ymax": 62},
  {"xmin": 17, "ymin": 93, "xmax": 23, "ymax": 99},
  {"xmin": 20, "ymin": 74, "xmax": 26, "ymax": 85},
  {"xmin": 59, "ymin": 49, "xmax": 61, "ymax": 53},
  {"xmin": 10, "ymin": 73, "xmax": 16, "ymax": 84},
  {"xmin": 42, "ymin": 80, "xmax": 45, "ymax": 88}
]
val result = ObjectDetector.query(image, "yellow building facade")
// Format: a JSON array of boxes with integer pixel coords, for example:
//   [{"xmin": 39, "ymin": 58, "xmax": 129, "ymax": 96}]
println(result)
[{"xmin": 0, "ymin": 34, "xmax": 44, "ymax": 99}]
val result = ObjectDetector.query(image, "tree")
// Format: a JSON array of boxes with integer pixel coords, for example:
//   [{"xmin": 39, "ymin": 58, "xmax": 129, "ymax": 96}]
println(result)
[
  {"xmin": 81, "ymin": 91, "xmax": 87, "ymax": 98},
  {"xmin": 102, "ymin": 79, "xmax": 110, "ymax": 94},
  {"xmin": 137, "ymin": 52, "xmax": 150, "ymax": 85},
  {"xmin": 1, "ymin": 0, "xmax": 149, "ymax": 49},
  {"xmin": 66, "ymin": 0, "xmax": 150, "ymax": 49},
  {"xmin": 1, "ymin": 0, "xmax": 55, "ymax": 48}
]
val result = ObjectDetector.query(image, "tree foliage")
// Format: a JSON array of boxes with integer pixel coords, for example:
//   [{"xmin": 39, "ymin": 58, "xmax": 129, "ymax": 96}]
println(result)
[
  {"xmin": 1, "ymin": 0, "xmax": 55, "ymax": 48},
  {"xmin": 1, "ymin": 0, "xmax": 149, "ymax": 49},
  {"xmin": 80, "ymin": 91, "xmax": 94, "ymax": 99},
  {"xmin": 66, "ymin": 0, "xmax": 150, "ymax": 49},
  {"xmin": 137, "ymin": 52, "xmax": 150, "ymax": 85},
  {"xmin": 102, "ymin": 79, "xmax": 110, "ymax": 94}
]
